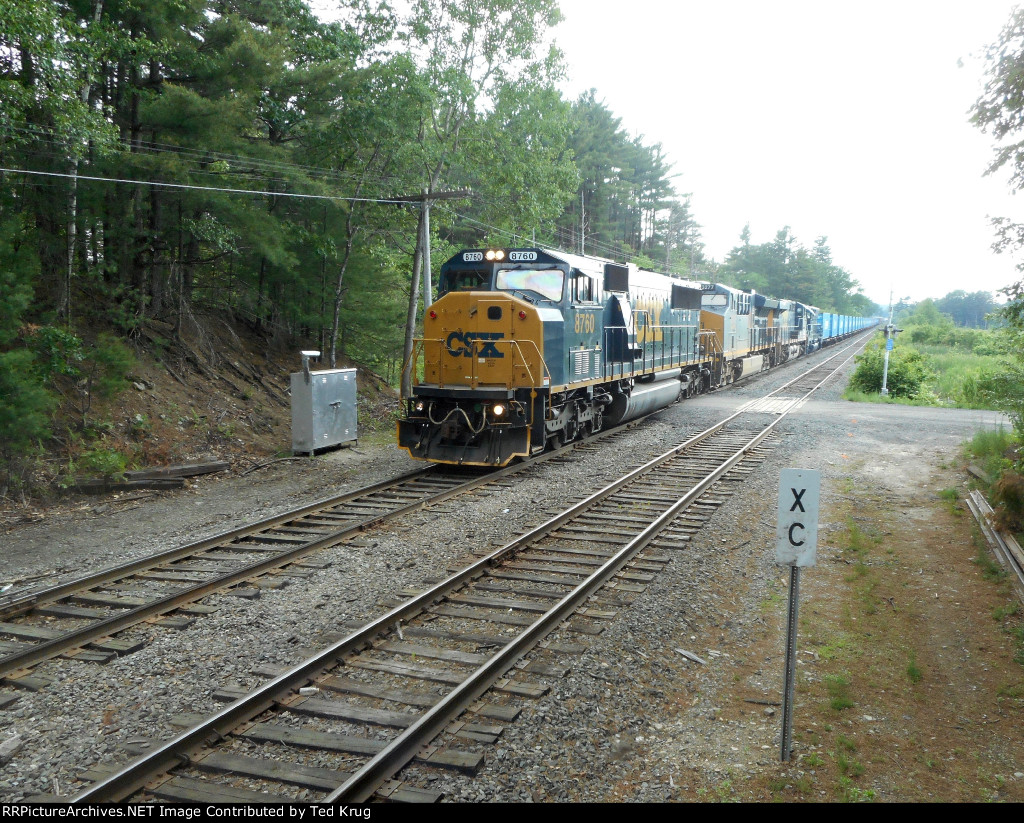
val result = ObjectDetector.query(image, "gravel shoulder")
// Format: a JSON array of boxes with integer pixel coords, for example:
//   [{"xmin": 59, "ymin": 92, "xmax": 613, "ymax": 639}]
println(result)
[{"xmin": 1, "ymin": 344, "xmax": 1022, "ymax": 803}]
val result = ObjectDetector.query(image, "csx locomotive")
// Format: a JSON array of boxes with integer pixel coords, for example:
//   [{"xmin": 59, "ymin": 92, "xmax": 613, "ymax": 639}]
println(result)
[{"xmin": 397, "ymin": 247, "xmax": 873, "ymax": 466}]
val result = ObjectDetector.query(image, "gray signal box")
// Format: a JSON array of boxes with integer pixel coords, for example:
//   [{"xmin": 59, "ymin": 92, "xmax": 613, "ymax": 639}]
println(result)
[{"xmin": 291, "ymin": 367, "xmax": 357, "ymax": 455}]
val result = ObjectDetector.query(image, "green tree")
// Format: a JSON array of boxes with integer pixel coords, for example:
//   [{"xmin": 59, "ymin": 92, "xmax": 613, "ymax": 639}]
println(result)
[
  {"xmin": 397, "ymin": 0, "xmax": 568, "ymax": 394},
  {"xmin": 972, "ymin": 6, "xmax": 1024, "ymax": 460},
  {"xmin": 0, "ymin": 217, "xmax": 51, "ymax": 497},
  {"xmin": 719, "ymin": 226, "xmax": 871, "ymax": 312}
]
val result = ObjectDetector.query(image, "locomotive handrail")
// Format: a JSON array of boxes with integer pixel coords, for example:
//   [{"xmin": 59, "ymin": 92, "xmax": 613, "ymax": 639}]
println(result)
[
  {"xmin": 601, "ymin": 322, "xmax": 697, "ymax": 380},
  {"xmin": 407, "ymin": 336, "xmax": 551, "ymax": 391}
]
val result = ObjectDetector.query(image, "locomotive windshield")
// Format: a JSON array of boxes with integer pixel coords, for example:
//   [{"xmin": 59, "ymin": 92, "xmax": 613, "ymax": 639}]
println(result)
[
  {"xmin": 496, "ymin": 268, "xmax": 564, "ymax": 302},
  {"xmin": 440, "ymin": 269, "xmax": 490, "ymax": 294}
]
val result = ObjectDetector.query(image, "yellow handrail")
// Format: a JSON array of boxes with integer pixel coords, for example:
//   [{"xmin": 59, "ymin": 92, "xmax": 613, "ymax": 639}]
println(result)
[{"xmin": 406, "ymin": 337, "xmax": 552, "ymax": 393}]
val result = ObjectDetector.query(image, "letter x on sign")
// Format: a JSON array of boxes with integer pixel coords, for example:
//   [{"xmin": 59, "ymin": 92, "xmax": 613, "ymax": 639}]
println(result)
[{"xmin": 775, "ymin": 469, "xmax": 821, "ymax": 567}]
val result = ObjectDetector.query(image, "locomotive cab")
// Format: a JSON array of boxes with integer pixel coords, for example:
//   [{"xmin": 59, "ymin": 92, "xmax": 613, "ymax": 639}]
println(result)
[{"xmin": 398, "ymin": 249, "xmax": 570, "ymax": 465}]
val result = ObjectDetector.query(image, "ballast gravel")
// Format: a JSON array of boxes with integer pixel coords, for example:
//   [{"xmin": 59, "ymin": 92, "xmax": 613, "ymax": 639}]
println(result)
[{"xmin": 0, "ymin": 341, "xmax": 1012, "ymax": 802}]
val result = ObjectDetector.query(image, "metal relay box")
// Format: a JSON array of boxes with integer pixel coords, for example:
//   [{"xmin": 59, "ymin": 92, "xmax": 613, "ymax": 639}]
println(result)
[{"xmin": 290, "ymin": 367, "xmax": 357, "ymax": 455}]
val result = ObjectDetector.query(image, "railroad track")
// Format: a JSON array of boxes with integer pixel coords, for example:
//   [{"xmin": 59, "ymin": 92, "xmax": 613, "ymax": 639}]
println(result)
[
  {"xmin": 0, "ymin": 423, "xmax": 654, "ymax": 686},
  {"xmin": 0, "ymin": 333, "xmax": 870, "ymax": 688},
  {"xmin": 68, "ymin": 335, "xmax": 869, "ymax": 804}
]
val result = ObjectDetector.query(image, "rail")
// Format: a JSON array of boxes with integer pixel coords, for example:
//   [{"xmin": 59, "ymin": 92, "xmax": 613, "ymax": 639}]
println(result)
[{"xmin": 70, "ymin": 334, "xmax": 872, "ymax": 804}]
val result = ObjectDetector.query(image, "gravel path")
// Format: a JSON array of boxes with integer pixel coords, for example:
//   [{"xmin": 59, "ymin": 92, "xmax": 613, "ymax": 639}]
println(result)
[{"xmin": 0, "ymin": 340, "xmax": 1016, "ymax": 802}]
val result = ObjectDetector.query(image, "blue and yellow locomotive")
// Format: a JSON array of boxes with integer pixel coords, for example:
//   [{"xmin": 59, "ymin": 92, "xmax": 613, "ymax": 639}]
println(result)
[{"xmin": 396, "ymin": 247, "xmax": 875, "ymax": 466}]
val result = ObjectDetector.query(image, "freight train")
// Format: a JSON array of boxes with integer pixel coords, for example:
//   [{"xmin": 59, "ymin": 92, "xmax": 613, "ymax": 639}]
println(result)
[{"xmin": 397, "ymin": 247, "xmax": 874, "ymax": 466}]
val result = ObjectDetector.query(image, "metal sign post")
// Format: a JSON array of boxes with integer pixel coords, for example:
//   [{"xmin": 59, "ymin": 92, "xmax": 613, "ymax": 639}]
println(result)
[{"xmin": 776, "ymin": 469, "xmax": 820, "ymax": 762}]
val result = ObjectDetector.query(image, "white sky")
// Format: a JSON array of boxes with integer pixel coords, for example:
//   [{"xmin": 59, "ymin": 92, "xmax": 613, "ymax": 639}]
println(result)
[{"xmin": 552, "ymin": 0, "xmax": 1023, "ymax": 305}]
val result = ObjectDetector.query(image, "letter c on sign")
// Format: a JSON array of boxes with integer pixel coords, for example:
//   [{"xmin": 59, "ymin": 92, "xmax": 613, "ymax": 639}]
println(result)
[{"xmin": 788, "ymin": 522, "xmax": 805, "ymax": 546}]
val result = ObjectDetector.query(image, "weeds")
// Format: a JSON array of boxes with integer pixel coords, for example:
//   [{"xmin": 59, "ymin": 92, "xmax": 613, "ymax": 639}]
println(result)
[
  {"xmin": 972, "ymin": 534, "xmax": 1007, "ymax": 582},
  {"xmin": 906, "ymin": 650, "xmax": 923, "ymax": 684},
  {"xmin": 838, "ymin": 777, "xmax": 876, "ymax": 802},
  {"xmin": 938, "ymin": 487, "xmax": 960, "ymax": 516},
  {"xmin": 825, "ymin": 674, "xmax": 855, "ymax": 711}
]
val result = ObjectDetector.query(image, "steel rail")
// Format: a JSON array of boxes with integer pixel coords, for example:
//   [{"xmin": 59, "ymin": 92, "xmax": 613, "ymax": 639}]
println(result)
[
  {"xmin": 0, "ymin": 412, "xmax": 656, "ymax": 676},
  {"xmin": 327, "ymin": 338, "xmax": 871, "ymax": 801},
  {"xmin": 71, "ymin": 332, "xmax": 871, "ymax": 802},
  {"xmin": 0, "ymin": 461, "xmax": 524, "ymax": 675},
  {"xmin": 70, "ymin": 405, "xmax": 768, "ymax": 802},
  {"xmin": 0, "ymin": 465, "xmax": 436, "ymax": 616}
]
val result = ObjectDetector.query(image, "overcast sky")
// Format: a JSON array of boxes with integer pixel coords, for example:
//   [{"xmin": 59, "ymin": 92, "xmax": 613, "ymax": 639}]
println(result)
[{"xmin": 552, "ymin": 0, "xmax": 1023, "ymax": 305}]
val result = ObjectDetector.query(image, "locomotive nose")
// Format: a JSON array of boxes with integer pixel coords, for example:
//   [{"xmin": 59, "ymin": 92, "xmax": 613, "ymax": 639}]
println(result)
[{"xmin": 423, "ymin": 292, "xmax": 543, "ymax": 390}]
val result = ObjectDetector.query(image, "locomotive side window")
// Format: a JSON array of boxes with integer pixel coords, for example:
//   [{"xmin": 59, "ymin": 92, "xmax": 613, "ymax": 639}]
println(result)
[
  {"xmin": 571, "ymin": 273, "xmax": 598, "ymax": 304},
  {"xmin": 496, "ymin": 268, "xmax": 565, "ymax": 302}
]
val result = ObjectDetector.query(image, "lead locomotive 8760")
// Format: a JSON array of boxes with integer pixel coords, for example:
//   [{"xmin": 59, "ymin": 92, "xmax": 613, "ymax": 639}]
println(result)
[{"xmin": 396, "ymin": 247, "xmax": 873, "ymax": 466}]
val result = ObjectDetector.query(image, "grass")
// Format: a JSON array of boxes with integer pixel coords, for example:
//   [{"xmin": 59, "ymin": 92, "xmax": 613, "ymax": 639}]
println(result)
[
  {"xmin": 844, "ymin": 330, "xmax": 1012, "ymax": 411},
  {"xmin": 825, "ymin": 674, "xmax": 855, "ymax": 711},
  {"xmin": 938, "ymin": 487, "xmax": 961, "ymax": 516},
  {"xmin": 914, "ymin": 343, "xmax": 1010, "ymax": 409},
  {"xmin": 906, "ymin": 650, "xmax": 923, "ymax": 684}
]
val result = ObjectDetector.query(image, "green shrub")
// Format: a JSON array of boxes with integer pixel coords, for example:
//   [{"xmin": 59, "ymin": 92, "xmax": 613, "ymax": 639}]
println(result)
[
  {"xmin": 27, "ymin": 327, "xmax": 136, "ymax": 426},
  {"xmin": 31, "ymin": 325, "xmax": 85, "ymax": 381},
  {"xmin": 86, "ymin": 332, "xmax": 135, "ymax": 399},
  {"xmin": 849, "ymin": 343, "xmax": 930, "ymax": 399},
  {"xmin": 79, "ymin": 447, "xmax": 128, "ymax": 479},
  {"xmin": 0, "ymin": 350, "xmax": 53, "ymax": 495}
]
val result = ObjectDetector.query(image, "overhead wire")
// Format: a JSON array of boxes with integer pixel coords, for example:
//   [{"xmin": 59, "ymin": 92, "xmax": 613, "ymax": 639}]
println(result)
[
  {"xmin": 2, "ymin": 132, "xmax": 698, "ymax": 276},
  {"xmin": 0, "ymin": 167, "xmax": 420, "ymax": 205}
]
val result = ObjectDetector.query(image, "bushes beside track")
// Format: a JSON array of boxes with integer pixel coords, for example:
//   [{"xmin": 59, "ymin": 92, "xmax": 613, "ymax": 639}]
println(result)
[{"xmin": 848, "ymin": 335, "xmax": 930, "ymax": 399}]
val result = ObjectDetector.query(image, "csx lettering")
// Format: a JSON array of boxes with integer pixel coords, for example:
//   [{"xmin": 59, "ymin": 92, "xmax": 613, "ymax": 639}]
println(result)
[
  {"xmin": 446, "ymin": 331, "xmax": 505, "ymax": 358},
  {"xmin": 574, "ymin": 312, "xmax": 597, "ymax": 335}
]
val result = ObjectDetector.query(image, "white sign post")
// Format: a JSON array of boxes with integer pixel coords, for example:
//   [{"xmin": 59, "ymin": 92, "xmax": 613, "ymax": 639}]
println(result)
[{"xmin": 775, "ymin": 469, "xmax": 820, "ymax": 762}]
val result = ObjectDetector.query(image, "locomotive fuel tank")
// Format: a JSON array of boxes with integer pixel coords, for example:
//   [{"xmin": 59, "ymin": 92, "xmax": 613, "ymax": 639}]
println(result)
[{"xmin": 603, "ymin": 379, "xmax": 683, "ymax": 427}]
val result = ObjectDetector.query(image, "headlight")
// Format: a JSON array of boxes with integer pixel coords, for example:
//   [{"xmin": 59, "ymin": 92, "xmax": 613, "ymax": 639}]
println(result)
[
  {"xmin": 492, "ymin": 403, "xmax": 505, "ymax": 417},
  {"xmin": 414, "ymin": 400, "xmax": 425, "ymax": 412}
]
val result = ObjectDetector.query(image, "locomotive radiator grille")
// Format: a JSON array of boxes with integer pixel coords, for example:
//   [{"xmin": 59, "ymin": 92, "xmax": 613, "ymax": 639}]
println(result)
[{"xmin": 572, "ymin": 348, "xmax": 600, "ymax": 377}]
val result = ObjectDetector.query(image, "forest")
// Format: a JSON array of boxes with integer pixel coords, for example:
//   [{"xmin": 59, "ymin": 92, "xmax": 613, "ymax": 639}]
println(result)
[{"xmin": 0, "ymin": 0, "xmax": 917, "ymax": 493}]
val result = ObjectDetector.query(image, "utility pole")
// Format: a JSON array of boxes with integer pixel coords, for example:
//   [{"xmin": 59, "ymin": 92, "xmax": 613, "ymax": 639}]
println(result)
[
  {"xmin": 394, "ymin": 188, "xmax": 472, "ymax": 398},
  {"xmin": 580, "ymin": 189, "xmax": 585, "ymax": 255},
  {"xmin": 880, "ymin": 290, "xmax": 901, "ymax": 397},
  {"xmin": 391, "ymin": 188, "xmax": 470, "ymax": 308}
]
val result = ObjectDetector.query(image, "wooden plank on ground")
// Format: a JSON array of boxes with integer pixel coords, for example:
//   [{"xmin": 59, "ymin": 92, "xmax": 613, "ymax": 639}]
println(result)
[
  {"xmin": 151, "ymin": 775, "xmax": 284, "ymax": 803},
  {"xmin": 194, "ymin": 752, "xmax": 440, "ymax": 803},
  {"xmin": 430, "ymin": 604, "xmax": 535, "ymax": 627},
  {"xmin": 124, "ymin": 461, "xmax": 229, "ymax": 480},
  {"xmin": 348, "ymin": 659, "xmax": 547, "ymax": 698},
  {"xmin": 375, "ymin": 640, "xmax": 485, "ymax": 666},
  {"xmin": 288, "ymin": 697, "xmax": 419, "ymax": 729},
  {"xmin": 0, "ymin": 621, "xmax": 61, "ymax": 641},
  {"xmin": 242, "ymin": 723, "xmax": 483, "ymax": 774},
  {"xmin": 33, "ymin": 604, "xmax": 109, "ymax": 619}
]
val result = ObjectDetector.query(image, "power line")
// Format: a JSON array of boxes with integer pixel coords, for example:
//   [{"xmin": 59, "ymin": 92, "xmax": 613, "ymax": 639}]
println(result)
[
  {"xmin": 1, "ymin": 123, "xmax": 423, "ymax": 192},
  {"xmin": 0, "ymin": 166, "xmax": 421, "ymax": 205}
]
